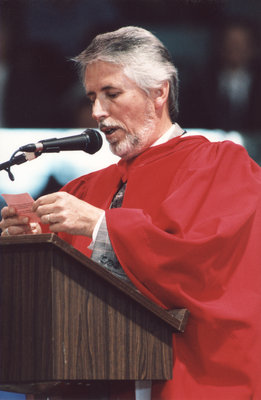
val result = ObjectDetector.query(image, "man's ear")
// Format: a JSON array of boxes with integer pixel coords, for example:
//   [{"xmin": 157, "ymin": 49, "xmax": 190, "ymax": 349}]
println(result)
[{"xmin": 152, "ymin": 81, "xmax": 170, "ymax": 110}]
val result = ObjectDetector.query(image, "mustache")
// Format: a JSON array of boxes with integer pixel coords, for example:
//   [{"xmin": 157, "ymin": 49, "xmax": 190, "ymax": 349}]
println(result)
[{"xmin": 99, "ymin": 121, "xmax": 124, "ymax": 130}]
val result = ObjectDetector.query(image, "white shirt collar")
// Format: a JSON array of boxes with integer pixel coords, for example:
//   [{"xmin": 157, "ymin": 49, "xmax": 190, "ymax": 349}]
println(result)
[{"xmin": 151, "ymin": 123, "xmax": 185, "ymax": 147}]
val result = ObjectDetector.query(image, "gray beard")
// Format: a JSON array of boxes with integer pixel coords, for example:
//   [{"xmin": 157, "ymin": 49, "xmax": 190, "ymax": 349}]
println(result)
[{"xmin": 109, "ymin": 114, "xmax": 156, "ymax": 160}]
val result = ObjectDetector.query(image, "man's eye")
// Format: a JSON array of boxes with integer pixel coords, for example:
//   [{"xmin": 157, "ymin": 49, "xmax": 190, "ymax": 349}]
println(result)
[
  {"xmin": 87, "ymin": 97, "xmax": 95, "ymax": 105},
  {"xmin": 107, "ymin": 93, "xmax": 119, "ymax": 99}
]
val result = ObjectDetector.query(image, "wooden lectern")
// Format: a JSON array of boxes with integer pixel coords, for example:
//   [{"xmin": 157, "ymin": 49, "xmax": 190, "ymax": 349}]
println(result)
[{"xmin": 0, "ymin": 234, "xmax": 189, "ymax": 399}]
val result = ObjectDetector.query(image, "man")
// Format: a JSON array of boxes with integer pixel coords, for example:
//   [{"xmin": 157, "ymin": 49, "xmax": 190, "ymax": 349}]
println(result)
[
  {"xmin": 181, "ymin": 20, "xmax": 261, "ymax": 133},
  {"xmin": 1, "ymin": 26, "xmax": 261, "ymax": 399}
]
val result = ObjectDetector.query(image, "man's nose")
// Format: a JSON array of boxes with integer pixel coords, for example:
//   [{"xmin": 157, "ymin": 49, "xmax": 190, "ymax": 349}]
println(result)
[{"xmin": 92, "ymin": 99, "xmax": 108, "ymax": 122}]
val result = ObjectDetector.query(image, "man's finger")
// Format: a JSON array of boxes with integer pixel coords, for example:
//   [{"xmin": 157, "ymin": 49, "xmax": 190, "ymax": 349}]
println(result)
[{"xmin": 1, "ymin": 206, "xmax": 17, "ymax": 219}]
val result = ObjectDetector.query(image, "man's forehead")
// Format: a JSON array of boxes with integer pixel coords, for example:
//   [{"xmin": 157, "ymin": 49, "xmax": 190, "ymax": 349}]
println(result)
[
  {"xmin": 84, "ymin": 61, "xmax": 133, "ymax": 92},
  {"xmin": 85, "ymin": 61, "xmax": 124, "ymax": 78},
  {"xmin": 84, "ymin": 61, "xmax": 122, "ymax": 83}
]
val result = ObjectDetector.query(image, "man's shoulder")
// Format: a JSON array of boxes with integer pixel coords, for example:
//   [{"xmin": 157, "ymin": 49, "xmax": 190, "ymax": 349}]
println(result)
[{"xmin": 176, "ymin": 133, "xmax": 254, "ymax": 171}]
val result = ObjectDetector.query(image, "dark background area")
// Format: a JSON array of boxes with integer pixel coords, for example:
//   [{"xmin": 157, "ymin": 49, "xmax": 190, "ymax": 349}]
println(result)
[
  {"xmin": 0, "ymin": 2, "xmax": 261, "ymax": 397},
  {"xmin": 1, "ymin": 0, "xmax": 261, "ymax": 135}
]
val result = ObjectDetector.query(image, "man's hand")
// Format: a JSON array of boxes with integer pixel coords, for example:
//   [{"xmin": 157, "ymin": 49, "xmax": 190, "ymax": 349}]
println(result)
[
  {"xmin": 0, "ymin": 206, "xmax": 41, "ymax": 236},
  {"xmin": 33, "ymin": 191, "xmax": 104, "ymax": 238}
]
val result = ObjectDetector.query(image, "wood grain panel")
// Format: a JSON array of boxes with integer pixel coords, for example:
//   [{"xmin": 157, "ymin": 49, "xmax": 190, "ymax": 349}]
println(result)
[{"xmin": 0, "ymin": 234, "xmax": 189, "ymax": 395}]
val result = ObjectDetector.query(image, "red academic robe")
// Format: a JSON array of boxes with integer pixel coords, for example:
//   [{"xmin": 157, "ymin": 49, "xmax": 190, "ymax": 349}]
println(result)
[{"xmin": 57, "ymin": 135, "xmax": 261, "ymax": 399}]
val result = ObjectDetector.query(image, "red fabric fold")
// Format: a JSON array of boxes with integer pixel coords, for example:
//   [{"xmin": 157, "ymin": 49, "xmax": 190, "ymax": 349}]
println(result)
[{"xmin": 56, "ymin": 135, "xmax": 261, "ymax": 399}]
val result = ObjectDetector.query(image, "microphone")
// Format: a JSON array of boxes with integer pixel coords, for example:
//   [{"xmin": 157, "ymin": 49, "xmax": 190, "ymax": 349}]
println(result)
[{"xmin": 19, "ymin": 129, "xmax": 103, "ymax": 154}]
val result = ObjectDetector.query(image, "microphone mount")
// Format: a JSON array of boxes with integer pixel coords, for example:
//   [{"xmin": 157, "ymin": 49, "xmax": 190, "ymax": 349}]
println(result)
[{"xmin": 0, "ymin": 150, "xmax": 41, "ymax": 181}]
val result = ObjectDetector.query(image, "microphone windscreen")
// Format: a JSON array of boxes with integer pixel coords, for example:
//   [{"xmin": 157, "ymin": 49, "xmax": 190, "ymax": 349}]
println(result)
[{"xmin": 85, "ymin": 129, "xmax": 103, "ymax": 154}]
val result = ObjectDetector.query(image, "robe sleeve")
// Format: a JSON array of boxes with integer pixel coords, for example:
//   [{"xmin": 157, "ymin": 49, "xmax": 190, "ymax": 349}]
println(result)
[{"xmin": 105, "ymin": 140, "xmax": 261, "ymax": 310}]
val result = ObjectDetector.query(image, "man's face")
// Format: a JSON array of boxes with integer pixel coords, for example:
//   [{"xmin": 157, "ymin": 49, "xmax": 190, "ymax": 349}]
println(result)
[{"xmin": 84, "ymin": 61, "xmax": 158, "ymax": 159}]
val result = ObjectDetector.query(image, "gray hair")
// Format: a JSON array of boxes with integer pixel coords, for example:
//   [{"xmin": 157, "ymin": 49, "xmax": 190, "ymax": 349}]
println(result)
[{"xmin": 73, "ymin": 26, "xmax": 179, "ymax": 121}]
